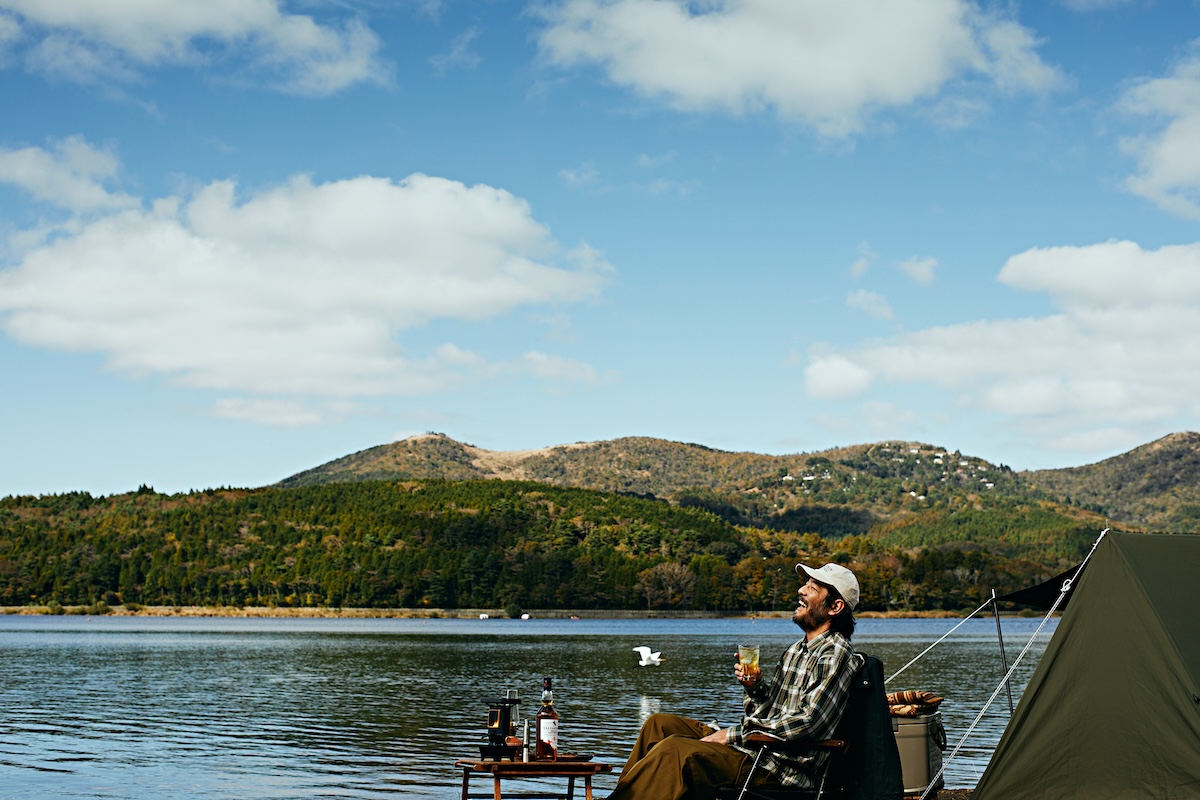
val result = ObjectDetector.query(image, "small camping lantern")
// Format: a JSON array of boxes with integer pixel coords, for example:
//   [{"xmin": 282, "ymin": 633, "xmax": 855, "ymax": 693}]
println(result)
[{"xmin": 480, "ymin": 695, "xmax": 522, "ymax": 759}]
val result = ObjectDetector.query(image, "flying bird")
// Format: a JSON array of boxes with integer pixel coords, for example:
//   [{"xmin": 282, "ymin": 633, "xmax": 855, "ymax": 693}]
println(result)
[{"xmin": 632, "ymin": 646, "xmax": 664, "ymax": 666}]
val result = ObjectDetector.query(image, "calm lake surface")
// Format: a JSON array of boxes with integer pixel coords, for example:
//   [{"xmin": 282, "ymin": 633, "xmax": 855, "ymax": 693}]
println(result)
[{"xmin": 0, "ymin": 615, "xmax": 1055, "ymax": 798}]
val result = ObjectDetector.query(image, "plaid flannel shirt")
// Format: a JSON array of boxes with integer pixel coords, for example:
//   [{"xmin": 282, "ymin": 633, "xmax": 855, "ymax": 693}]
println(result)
[{"xmin": 725, "ymin": 631, "xmax": 856, "ymax": 788}]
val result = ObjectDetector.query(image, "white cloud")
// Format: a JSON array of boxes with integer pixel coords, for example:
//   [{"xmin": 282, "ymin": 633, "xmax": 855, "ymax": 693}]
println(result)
[
  {"xmin": 850, "ymin": 241, "xmax": 878, "ymax": 278},
  {"xmin": 0, "ymin": 136, "xmax": 138, "ymax": 212},
  {"xmin": 897, "ymin": 255, "xmax": 938, "ymax": 284},
  {"xmin": 0, "ymin": 0, "xmax": 387, "ymax": 93},
  {"xmin": 927, "ymin": 95, "xmax": 991, "ymax": 129},
  {"xmin": 804, "ymin": 355, "xmax": 873, "ymax": 398},
  {"xmin": 637, "ymin": 151, "xmax": 677, "ymax": 168},
  {"xmin": 430, "ymin": 26, "xmax": 481, "ymax": 75},
  {"xmin": 536, "ymin": 0, "xmax": 1064, "ymax": 136},
  {"xmin": 211, "ymin": 397, "xmax": 335, "ymax": 427},
  {"xmin": 409, "ymin": 0, "xmax": 447, "ymax": 20},
  {"xmin": 560, "ymin": 161, "xmax": 600, "ymax": 187},
  {"xmin": 0, "ymin": 12, "xmax": 21, "ymax": 44},
  {"xmin": 633, "ymin": 177, "xmax": 697, "ymax": 195},
  {"xmin": 520, "ymin": 351, "xmax": 602, "ymax": 384},
  {"xmin": 1058, "ymin": 0, "xmax": 1136, "ymax": 11},
  {"xmin": 977, "ymin": 18, "xmax": 1068, "ymax": 94},
  {"xmin": 805, "ymin": 239, "xmax": 1200, "ymax": 454},
  {"xmin": 0, "ymin": 144, "xmax": 613, "ymax": 423},
  {"xmin": 1118, "ymin": 52, "xmax": 1200, "ymax": 219},
  {"xmin": 846, "ymin": 289, "xmax": 893, "ymax": 320}
]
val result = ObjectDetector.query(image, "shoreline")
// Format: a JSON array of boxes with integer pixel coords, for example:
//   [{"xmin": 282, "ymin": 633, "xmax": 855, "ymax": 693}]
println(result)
[{"xmin": 1, "ymin": 604, "xmax": 1003, "ymax": 620}]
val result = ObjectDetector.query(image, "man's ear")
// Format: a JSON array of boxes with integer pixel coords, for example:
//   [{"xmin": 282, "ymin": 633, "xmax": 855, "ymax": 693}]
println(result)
[{"xmin": 828, "ymin": 598, "xmax": 846, "ymax": 616}]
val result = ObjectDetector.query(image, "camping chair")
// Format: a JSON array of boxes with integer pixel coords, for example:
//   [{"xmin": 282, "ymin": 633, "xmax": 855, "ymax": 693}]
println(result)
[
  {"xmin": 716, "ymin": 733, "xmax": 847, "ymax": 800},
  {"xmin": 716, "ymin": 653, "xmax": 904, "ymax": 800}
]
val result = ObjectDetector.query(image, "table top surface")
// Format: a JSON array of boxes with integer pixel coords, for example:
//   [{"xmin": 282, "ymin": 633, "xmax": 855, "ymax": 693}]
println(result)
[{"xmin": 456, "ymin": 759, "xmax": 613, "ymax": 775}]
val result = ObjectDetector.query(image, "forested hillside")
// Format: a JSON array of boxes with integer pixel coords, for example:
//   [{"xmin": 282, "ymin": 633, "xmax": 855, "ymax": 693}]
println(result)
[
  {"xmin": 1024, "ymin": 431, "xmax": 1200, "ymax": 530},
  {"xmin": 1, "ymin": 479, "xmax": 1105, "ymax": 614},
  {"xmin": 10, "ymin": 432, "xmax": 1197, "ymax": 616},
  {"xmin": 279, "ymin": 434, "xmax": 1025, "ymax": 535},
  {"xmin": 279, "ymin": 432, "xmax": 1200, "ymax": 532}
]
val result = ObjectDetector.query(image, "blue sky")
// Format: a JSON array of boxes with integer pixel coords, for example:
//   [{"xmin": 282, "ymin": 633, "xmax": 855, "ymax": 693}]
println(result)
[{"xmin": 3, "ymin": 0, "xmax": 1200, "ymax": 497}]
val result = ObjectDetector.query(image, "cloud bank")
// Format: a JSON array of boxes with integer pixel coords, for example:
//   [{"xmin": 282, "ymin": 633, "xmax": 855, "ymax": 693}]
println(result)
[
  {"xmin": 536, "ymin": 0, "xmax": 1065, "ymax": 135},
  {"xmin": 0, "ymin": 140, "xmax": 611, "ymax": 425},
  {"xmin": 0, "ymin": 0, "xmax": 387, "ymax": 93},
  {"xmin": 0, "ymin": 136, "xmax": 137, "ymax": 212},
  {"xmin": 806, "ymin": 240, "xmax": 1200, "ymax": 454},
  {"xmin": 1119, "ymin": 49, "xmax": 1200, "ymax": 220}
]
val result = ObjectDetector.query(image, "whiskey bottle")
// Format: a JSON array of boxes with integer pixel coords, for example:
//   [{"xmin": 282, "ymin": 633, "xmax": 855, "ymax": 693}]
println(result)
[{"xmin": 534, "ymin": 676, "xmax": 558, "ymax": 761}]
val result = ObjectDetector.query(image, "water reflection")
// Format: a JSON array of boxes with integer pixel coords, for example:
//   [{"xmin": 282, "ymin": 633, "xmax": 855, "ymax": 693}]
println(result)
[
  {"xmin": 637, "ymin": 696, "xmax": 662, "ymax": 728},
  {"xmin": 0, "ymin": 615, "xmax": 1054, "ymax": 798}
]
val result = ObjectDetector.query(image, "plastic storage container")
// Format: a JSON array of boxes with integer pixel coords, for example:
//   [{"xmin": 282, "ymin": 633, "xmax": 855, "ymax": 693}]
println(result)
[{"xmin": 892, "ymin": 711, "xmax": 945, "ymax": 795}]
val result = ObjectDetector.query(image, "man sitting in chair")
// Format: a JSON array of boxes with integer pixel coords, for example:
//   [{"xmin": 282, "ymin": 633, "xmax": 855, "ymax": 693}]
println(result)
[{"xmin": 606, "ymin": 563, "xmax": 859, "ymax": 800}]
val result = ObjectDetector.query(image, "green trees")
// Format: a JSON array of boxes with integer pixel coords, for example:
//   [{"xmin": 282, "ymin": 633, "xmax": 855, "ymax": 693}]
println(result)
[
  {"xmin": 0, "ymin": 479, "xmax": 1105, "ymax": 613},
  {"xmin": 634, "ymin": 562, "xmax": 695, "ymax": 609}
]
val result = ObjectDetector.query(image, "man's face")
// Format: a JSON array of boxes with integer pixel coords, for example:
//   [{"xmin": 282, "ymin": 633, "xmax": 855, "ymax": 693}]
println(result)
[{"xmin": 792, "ymin": 578, "xmax": 833, "ymax": 632}]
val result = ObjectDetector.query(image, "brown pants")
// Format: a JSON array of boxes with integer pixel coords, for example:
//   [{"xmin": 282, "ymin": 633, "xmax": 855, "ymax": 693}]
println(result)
[{"xmin": 607, "ymin": 714, "xmax": 754, "ymax": 800}]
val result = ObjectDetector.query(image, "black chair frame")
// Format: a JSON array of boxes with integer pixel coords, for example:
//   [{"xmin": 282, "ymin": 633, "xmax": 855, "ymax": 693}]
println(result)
[{"xmin": 722, "ymin": 733, "xmax": 847, "ymax": 800}]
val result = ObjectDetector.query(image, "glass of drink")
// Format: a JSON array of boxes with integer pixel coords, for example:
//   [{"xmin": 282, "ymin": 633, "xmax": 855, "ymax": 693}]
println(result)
[{"xmin": 738, "ymin": 644, "xmax": 760, "ymax": 680}]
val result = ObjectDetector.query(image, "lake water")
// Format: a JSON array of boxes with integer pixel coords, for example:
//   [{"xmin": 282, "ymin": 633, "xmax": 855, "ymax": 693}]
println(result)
[{"xmin": 0, "ymin": 614, "xmax": 1055, "ymax": 798}]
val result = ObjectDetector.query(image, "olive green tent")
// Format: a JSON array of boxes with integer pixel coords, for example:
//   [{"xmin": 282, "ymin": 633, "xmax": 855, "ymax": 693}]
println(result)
[{"xmin": 972, "ymin": 532, "xmax": 1200, "ymax": 800}]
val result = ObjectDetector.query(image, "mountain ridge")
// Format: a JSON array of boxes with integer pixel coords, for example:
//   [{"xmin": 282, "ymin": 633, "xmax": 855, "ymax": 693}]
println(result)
[
  {"xmin": 276, "ymin": 431, "xmax": 1200, "ymax": 532},
  {"xmin": 1023, "ymin": 431, "xmax": 1200, "ymax": 531},
  {"xmin": 277, "ymin": 434, "xmax": 1000, "ymax": 497}
]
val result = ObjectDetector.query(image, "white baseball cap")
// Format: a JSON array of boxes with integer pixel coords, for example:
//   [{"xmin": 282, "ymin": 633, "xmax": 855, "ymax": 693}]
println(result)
[{"xmin": 796, "ymin": 563, "xmax": 860, "ymax": 611}]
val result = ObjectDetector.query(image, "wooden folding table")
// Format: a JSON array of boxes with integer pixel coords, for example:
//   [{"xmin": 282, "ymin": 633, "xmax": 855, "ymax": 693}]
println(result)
[{"xmin": 455, "ymin": 759, "xmax": 614, "ymax": 800}]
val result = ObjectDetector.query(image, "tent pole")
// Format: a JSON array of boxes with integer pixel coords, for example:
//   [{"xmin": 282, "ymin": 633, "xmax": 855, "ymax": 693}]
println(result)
[{"xmin": 991, "ymin": 589, "xmax": 1014, "ymax": 714}]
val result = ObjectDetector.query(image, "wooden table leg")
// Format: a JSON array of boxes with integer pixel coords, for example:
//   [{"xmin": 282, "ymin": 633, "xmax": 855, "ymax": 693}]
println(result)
[
  {"xmin": 567, "ymin": 775, "xmax": 576, "ymax": 800},
  {"xmin": 492, "ymin": 774, "xmax": 503, "ymax": 800},
  {"xmin": 461, "ymin": 768, "xmax": 470, "ymax": 800},
  {"xmin": 584, "ymin": 775, "xmax": 593, "ymax": 800}
]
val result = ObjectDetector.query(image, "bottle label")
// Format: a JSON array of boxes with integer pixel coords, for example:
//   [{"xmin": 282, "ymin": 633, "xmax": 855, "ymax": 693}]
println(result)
[{"xmin": 540, "ymin": 719, "xmax": 558, "ymax": 747}]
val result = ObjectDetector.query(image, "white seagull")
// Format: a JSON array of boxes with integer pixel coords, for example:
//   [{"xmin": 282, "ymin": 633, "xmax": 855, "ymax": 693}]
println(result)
[{"xmin": 632, "ymin": 646, "xmax": 665, "ymax": 666}]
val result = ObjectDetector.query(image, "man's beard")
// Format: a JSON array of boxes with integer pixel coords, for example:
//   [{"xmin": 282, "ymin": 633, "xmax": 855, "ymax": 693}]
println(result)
[{"xmin": 792, "ymin": 599, "xmax": 831, "ymax": 632}]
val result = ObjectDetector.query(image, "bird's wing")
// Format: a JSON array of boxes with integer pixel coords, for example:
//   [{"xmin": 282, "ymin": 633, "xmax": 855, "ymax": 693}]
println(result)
[{"xmin": 632, "ymin": 646, "xmax": 651, "ymax": 657}]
